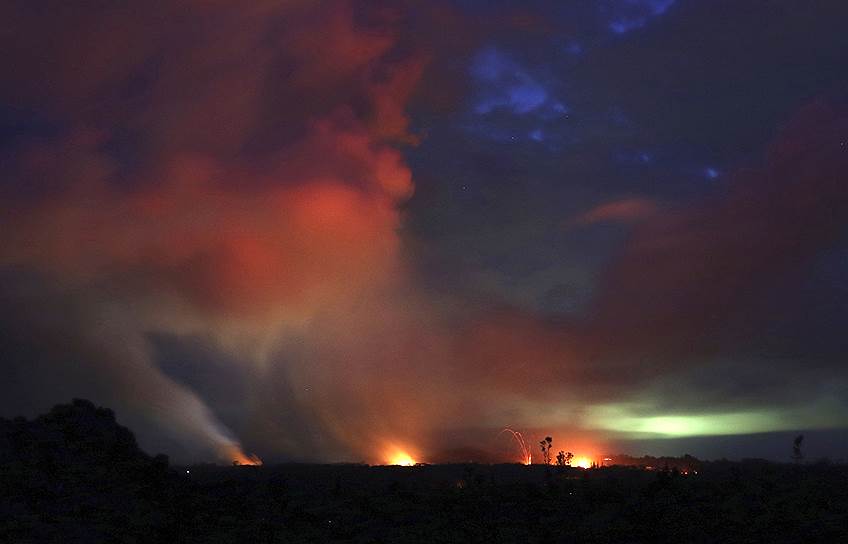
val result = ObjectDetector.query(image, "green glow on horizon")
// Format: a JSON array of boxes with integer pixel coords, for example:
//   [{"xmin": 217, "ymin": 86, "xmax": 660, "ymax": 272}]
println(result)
[
  {"xmin": 584, "ymin": 402, "xmax": 846, "ymax": 438},
  {"xmin": 620, "ymin": 413, "xmax": 780, "ymax": 436}
]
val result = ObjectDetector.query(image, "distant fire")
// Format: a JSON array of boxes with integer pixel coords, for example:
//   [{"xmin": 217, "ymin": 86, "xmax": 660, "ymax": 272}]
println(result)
[
  {"xmin": 388, "ymin": 452, "xmax": 416, "ymax": 466},
  {"xmin": 223, "ymin": 444, "xmax": 263, "ymax": 466},
  {"xmin": 233, "ymin": 452, "xmax": 263, "ymax": 466},
  {"xmin": 573, "ymin": 456, "xmax": 592, "ymax": 469},
  {"xmin": 383, "ymin": 444, "xmax": 417, "ymax": 466}
]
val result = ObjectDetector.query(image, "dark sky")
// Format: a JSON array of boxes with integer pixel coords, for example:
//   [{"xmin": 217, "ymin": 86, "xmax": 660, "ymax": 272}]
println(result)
[{"xmin": 1, "ymin": 0, "xmax": 847, "ymax": 464}]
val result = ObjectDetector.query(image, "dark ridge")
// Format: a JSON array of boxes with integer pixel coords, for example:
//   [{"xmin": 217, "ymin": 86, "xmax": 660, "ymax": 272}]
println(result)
[{"xmin": 2, "ymin": 401, "xmax": 848, "ymax": 543}]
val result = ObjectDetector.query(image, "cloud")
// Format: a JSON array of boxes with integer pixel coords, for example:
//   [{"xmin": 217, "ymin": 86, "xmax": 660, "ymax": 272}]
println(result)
[
  {"xmin": 470, "ymin": 47, "xmax": 550, "ymax": 115},
  {"xmin": 587, "ymin": 100, "xmax": 848, "ymax": 364},
  {"xmin": 574, "ymin": 197, "xmax": 658, "ymax": 225},
  {"xmin": 1, "ymin": 1, "xmax": 847, "ymax": 463},
  {"xmin": 401, "ymin": 99, "xmax": 848, "ymax": 436},
  {"xmin": 0, "ymin": 274, "xmax": 241, "ymax": 460},
  {"xmin": 606, "ymin": 0, "xmax": 677, "ymax": 34},
  {"xmin": 1, "ymin": 126, "xmax": 411, "ymax": 318},
  {"xmin": 0, "ymin": 0, "xmax": 426, "ymax": 462}
]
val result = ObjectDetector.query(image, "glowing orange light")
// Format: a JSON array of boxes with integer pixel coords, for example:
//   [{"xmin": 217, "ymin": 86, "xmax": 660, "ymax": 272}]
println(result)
[
  {"xmin": 223, "ymin": 444, "xmax": 263, "ymax": 466},
  {"xmin": 387, "ymin": 451, "xmax": 416, "ymax": 466},
  {"xmin": 574, "ymin": 457, "xmax": 592, "ymax": 469},
  {"xmin": 233, "ymin": 452, "xmax": 263, "ymax": 466},
  {"xmin": 383, "ymin": 443, "xmax": 417, "ymax": 466}
]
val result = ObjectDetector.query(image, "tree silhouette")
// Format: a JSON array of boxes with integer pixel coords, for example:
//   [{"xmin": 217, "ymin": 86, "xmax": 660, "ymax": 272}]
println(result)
[
  {"xmin": 556, "ymin": 450, "xmax": 574, "ymax": 467},
  {"xmin": 792, "ymin": 434, "xmax": 804, "ymax": 463},
  {"xmin": 539, "ymin": 436, "xmax": 552, "ymax": 465}
]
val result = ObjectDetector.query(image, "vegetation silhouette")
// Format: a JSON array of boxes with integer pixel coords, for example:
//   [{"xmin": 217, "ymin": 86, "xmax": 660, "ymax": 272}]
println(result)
[
  {"xmin": 2, "ymin": 401, "xmax": 847, "ymax": 543},
  {"xmin": 539, "ymin": 436, "xmax": 552, "ymax": 465},
  {"xmin": 555, "ymin": 450, "xmax": 574, "ymax": 467},
  {"xmin": 792, "ymin": 434, "xmax": 805, "ymax": 463}
]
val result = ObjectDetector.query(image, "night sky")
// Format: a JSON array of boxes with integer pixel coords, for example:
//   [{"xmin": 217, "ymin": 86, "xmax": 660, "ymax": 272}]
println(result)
[{"xmin": 1, "ymin": 0, "xmax": 847, "ymax": 464}]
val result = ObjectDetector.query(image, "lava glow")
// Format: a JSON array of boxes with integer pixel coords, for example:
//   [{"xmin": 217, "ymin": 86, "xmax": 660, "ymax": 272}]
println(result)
[
  {"xmin": 387, "ymin": 451, "xmax": 416, "ymax": 466},
  {"xmin": 383, "ymin": 444, "xmax": 417, "ymax": 466},
  {"xmin": 224, "ymin": 444, "xmax": 263, "ymax": 466},
  {"xmin": 574, "ymin": 457, "xmax": 592, "ymax": 469},
  {"xmin": 233, "ymin": 452, "xmax": 263, "ymax": 466}
]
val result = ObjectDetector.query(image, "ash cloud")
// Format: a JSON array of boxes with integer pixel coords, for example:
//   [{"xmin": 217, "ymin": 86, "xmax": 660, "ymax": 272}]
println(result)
[
  {"xmin": 1, "ymin": 0, "xmax": 848, "ymax": 462},
  {"xmin": 0, "ymin": 0, "xmax": 429, "ymax": 462}
]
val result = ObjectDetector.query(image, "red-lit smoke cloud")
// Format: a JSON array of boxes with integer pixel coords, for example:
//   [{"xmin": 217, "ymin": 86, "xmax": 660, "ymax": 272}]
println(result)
[
  {"xmin": 587, "ymin": 101, "xmax": 848, "ymax": 364},
  {"xmin": 2, "ymin": 1, "xmax": 848, "ymax": 463},
  {"xmin": 0, "ymin": 0, "xmax": 428, "ymax": 462},
  {"xmin": 455, "ymin": 101, "xmax": 848, "ymax": 399},
  {"xmin": 574, "ymin": 198, "xmax": 658, "ymax": 226}
]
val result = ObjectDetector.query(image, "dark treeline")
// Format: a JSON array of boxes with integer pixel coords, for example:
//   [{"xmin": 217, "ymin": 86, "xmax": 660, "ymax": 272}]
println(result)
[{"xmin": 2, "ymin": 400, "xmax": 847, "ymax": 543}]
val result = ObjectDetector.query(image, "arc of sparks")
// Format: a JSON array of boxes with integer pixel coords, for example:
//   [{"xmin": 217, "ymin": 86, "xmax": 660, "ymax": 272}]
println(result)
[{"xmin": 500, "ymin": 428, "xmax": 532, "ymax": 465}]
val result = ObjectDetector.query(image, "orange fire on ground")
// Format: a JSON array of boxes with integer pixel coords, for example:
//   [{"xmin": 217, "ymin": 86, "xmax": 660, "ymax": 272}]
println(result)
[
  {"xmin": 383, "ymin": 444, "xmax": 418, "ymax": 466},
  {"xmin": 233, "ymin": 452, "xmax": 263, "ymax": 466},
  {"xmin": 223, "ymin": 444, "xmax": 263, "ymax": 466},
  {"xmin": 388, "ymin": 451, "xmax": 416, "ymax": 466},
  {"xmin": 573, "ymin": 456, "xmax": 593, "ymax": 469}
]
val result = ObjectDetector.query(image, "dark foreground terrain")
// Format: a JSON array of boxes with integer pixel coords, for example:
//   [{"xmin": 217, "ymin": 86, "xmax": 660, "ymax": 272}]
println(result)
[{"xmin": 2, "ymin": 401, "xmax": 847, "ymax": 543}]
